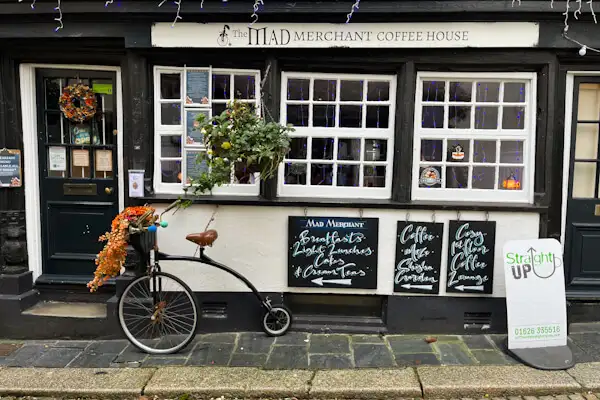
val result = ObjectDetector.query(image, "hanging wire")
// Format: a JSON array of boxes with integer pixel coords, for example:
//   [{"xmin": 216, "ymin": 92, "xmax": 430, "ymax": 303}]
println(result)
[
  {"xmin": 105, "ymin": 0, "xmax": 114, "ymax": 6},
  {"xmin": 250, "ymin": 0, "xmax": 264, "ymax": 26},
  {"xmin": 575, "ymin": 0, "xmax": 583, "ymax": 18},
  {"xmin": 18, "ymin": 0, "xmax": 36, "ymax": 9},
  {"xmin": 54, "ymin": 0, "xmax": 63, "ymax": 31},
  {"xmin": 172, "ymin": 0, "xmax": 183, "ymax": 26},
  {"xmin": 346, "ymin": 0, "xmax": 360, "ymax": 23}
]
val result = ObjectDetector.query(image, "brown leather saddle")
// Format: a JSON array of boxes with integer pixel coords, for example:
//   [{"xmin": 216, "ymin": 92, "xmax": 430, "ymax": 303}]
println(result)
[{"xmin": 186, "ymin": 229, "xmax": 218, "ymax": 247}]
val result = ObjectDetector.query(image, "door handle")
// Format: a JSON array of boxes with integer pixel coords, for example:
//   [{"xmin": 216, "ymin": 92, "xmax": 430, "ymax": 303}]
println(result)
[{"xmin": 105, "ymin": 187, "xmax": 114, "ymax": 194}]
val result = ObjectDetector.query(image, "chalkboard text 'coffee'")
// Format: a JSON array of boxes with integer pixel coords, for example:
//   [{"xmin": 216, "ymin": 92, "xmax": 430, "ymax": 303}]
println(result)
[
  {"xmin": 446, "ymin": 220, "xmax": 496, "ymax": 294},
  {"xmin": 288, "ymin": 216, "xmax": 378, "ymax": 289}
]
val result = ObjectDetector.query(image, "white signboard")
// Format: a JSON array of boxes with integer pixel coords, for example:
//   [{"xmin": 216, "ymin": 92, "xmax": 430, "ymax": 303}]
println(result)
[
  {"xmin": 152, "ymin": 22, "xmax": 540, "ymax": 49},
  {"xmin": 503, "ymin": 239, "xmax": 567, "ymax": 350},
  {"xmin": 128, "ymin": 169, "xmax": 145, "ymax": 198}
]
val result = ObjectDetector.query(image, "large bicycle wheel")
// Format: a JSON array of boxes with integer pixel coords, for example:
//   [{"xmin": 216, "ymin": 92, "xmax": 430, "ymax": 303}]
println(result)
[{"xmin": 118, "ymin": 271, "xmax": 198, "ymax": 355}]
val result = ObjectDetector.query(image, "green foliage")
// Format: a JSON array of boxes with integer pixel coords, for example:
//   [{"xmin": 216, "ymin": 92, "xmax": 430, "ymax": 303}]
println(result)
[{"xmin": 184, "ymin": 100, "xmax": 294, "ymax": 195}]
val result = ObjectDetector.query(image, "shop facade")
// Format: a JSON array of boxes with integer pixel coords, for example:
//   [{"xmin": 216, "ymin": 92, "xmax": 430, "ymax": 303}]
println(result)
[{"xmin": 1, "ymin": 0, "xmax": 600, "ymax": 338}]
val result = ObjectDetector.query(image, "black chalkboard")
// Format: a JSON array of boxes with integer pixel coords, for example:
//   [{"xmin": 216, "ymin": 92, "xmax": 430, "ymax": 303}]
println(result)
[
  {"xmin": 185, "ymin": 70, "xmax": 210, "ymax": 105},
  {"xmin": 288, "ymin": 216, "xmax": 378, "ymax": 289},
  {"xmin": 0, "ymin": 149, "xmax": 22, "ymax": 188},
  {"xmin": 394, "ymin": 221, "xmax": 443, "ymax": 294},
  {"xmin": 446, "ymin": 220, "xmax": 496, "ymax": 294}
]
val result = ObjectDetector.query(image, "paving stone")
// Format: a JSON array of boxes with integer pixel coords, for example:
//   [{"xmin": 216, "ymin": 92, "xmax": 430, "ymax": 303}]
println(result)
[
  {"xmin": 236, "ymin": 332, "xmax": 274, "ymax": 354},
  {"xmin": 387, "ymin": 336, "xmax": 435, "ymax": 353},
  {"xmin": 570, "ymin": 395, "xmax": 586, "ymax": 400},
  {"xmin": 436, "ymin": 343, "xmax": 476, "ymax": 365},
  {"xmin": 112, "ymin": 345, "xmax": 148, "ymax": 363},
  {"xmin": 51, "ymin": 340, "xmax": 90, "ymax": 349},
  {"xmin": 463, "ymin": 335, "xmax": 496, "ymax": 350},
  {"xmin": 265, "ymin": 345, "xmax": 308, "ymax": 369},
  {"xmin": 567, "ymin": 362, "xmax": 600, "ymax": 390},
  {"xmin": 435, "ymin": 335, "xmax": 461, "ymax": 342},
  {"xmin": 568, "ymin": 339, "xmax": 596, "ymax": 363},
  {"xmin": 554, "ymin": 395, "xmax": 570, "ymax": 400},
  {"xmin": 489, "ymin": 334, "xmax": 509, "ymax": 352},
  {"xmin": 394, "ymin": 352, "xmax": 440, "ymax": 366},
  {"xmin": 570, "ymin": 334, "xmax": 600, "ymax": 362},
  {"xmin": 229, "ymin": 352, "xmax": 267, "ymax": 367},
  {"xmin": 33, "ymin": 349, "xmax": 81, "ymax": 368},
  {"xmin": 353, "ymin": 344, "xmax": 395, "ymax": 368},
  {"xmin": 187, "ymin": 342, "xmax": 234, "ymax": 366},
  {"xmin": 309, "ymin": 354, "xmax": 353, "ymax": 369},
  {"xmin": 84, "ymin": 340, "xmax": 129, "ymax": 354},
  {"xmin": 471, "ymin": 349, "xmax": 512, "ymax": 365},
  {"xmin": 5, "ymin": 344, "xmax": 47, "ymax": 367},
  {"xmin": 194, "ymin": 333, "xmax": 238, "ymax": 344},
  {"xmin": 273, "ymin": 332, "xmax": 309, "ymax": 346},
  {"xmin": 584, "ymin": 394, "xmax": 599, "ymax": 400},
  {"xmin": 0, "ymin": 343, "xmax": 21, "ymax": 357},
  {"xmin": 310, "ymin": 334, "xmax": 350, "ymax": 354},
  {"xmin": 142, "ymin": 357, "xmax": 187, "ymax": 367},
  {"xmin": 67, "ymin": 352, "xmax": 117, "ymax": 368},
  {"xmin": 351, "ymin": 334, "xmax": 386, "ymax": 344}
]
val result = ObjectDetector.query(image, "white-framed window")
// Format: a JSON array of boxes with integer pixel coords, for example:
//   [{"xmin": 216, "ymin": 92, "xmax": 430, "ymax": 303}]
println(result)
[
  {"xmin": 153, "ymin": 66, "xmax": 261, "ymax": 195},
  {"xmin": 278, "ymin": 72, "xmax": 396, "ymax": 199},
  {"xmin": 412, "ymin": 72, "xmax": 537, "ymax": 203}
]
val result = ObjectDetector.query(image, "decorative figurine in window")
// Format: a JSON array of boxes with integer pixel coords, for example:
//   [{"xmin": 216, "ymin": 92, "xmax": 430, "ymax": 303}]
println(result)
[{"xmin": 502, "ymin": 172, "xmax": 521, "ymax": 190}]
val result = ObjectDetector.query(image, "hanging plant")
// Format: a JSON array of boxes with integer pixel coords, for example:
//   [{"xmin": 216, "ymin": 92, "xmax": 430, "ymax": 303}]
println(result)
[
  {"xmin": 185, "ymin": 100, "xmax": 294, "ymax": 195},
  {"xmin": 59, "ymin": 83, "xmax": 98, "ymax": 123}
]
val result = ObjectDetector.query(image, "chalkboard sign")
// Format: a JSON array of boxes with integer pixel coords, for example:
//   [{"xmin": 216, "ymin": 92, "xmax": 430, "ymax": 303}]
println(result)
[
  {"xmin": 394, "ymin": 221, "xmax": 443, "ymax": 294},
  {"xmin": 0, "ymin": 149, "xmax": 22, "ymax": 188},
  {"xmin": 185, "ymin": 151, "xmax": 208, "ymax": 184},
  {"xmin": 288, "ymin": 216, "xmax": 378, "ymax": 289},
  {"xmin": 185, "ymin": 109, "xmax": 210, "ymax": 145},
  {"xmin": 446, "ymin": 220, "xmax": 496, "ymax": 294},
  {"xmin": 185, "ymin": 70, "xmax": 210, "ymax": 105}
]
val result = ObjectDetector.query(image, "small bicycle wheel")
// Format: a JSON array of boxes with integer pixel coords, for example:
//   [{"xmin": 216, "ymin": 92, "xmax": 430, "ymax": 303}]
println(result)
[
  {"xmin": 262, "ymin": 304, "xmax": 292, "ymax": 336},
  {"xmin": 118, "ymin": 271, "xmax": 198, "ymax": 355}
]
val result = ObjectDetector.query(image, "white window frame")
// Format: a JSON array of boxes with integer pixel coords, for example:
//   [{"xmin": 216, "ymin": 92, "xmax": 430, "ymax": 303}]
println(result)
[
  {"xmin": 412, "ymin": 71, "xmax": 537, "ymax": 204},
  {"xmin": 153, "ymin": 66, "xmax": 261, "ymax": 196},
  {"xmin": 278, "ymin": 72, "xmax": 397, "ymax": 199}
]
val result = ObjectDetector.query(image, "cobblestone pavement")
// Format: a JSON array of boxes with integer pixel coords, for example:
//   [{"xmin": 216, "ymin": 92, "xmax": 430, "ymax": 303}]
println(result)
[
  {"xmin": 0, "ymin": 331, "xmax": 599, "ymax": 369},
  {"xmin": 2, "ymin": 396, "xmax": 600, "ymax": 400}
]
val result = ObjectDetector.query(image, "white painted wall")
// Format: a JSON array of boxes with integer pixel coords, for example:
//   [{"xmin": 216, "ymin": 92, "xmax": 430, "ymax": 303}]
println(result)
[{"xmin": 151, "ymin": 204, "xmax": 539, "ymax": 298}]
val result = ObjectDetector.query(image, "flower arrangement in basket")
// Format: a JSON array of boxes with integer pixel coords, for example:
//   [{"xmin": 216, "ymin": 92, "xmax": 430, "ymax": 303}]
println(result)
[
  {"xmin": 88, "ymin": 206, "xmax": 157, "ymax": 292},
  {"xmin": 185, "ymin": 100, "xmax": 294, "ymax": 195}
]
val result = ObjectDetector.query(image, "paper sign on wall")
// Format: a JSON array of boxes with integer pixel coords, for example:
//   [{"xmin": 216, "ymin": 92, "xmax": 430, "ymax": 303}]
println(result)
[
  {"xmin": 503, "ymin": 239, "xmax": 567, "ymax": 350},
  {"xmin": 128, "ymin": 169, "xmax": 145, "ymax": 198},
  {"xmin": 49, "ymin": 146, "xmax": 67, "ymax": 171}
]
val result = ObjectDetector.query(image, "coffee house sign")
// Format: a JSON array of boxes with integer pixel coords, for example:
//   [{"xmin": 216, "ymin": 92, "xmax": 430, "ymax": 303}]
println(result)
[{"xmin": 152, "ymin": 22, "xmax": 540, "ymax": 48}]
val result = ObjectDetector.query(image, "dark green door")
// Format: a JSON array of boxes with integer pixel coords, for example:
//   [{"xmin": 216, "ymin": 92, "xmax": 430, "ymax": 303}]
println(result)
[
  {"xmin": 564, "ymin": 77, "xmax": 600, "ymax": 296},
  {"xmin": 36, "ymin": 68, "xmax": 119, "ymax": 278}
]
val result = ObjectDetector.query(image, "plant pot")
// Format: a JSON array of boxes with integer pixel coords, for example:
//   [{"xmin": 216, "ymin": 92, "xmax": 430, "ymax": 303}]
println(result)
[{"xmin": 127, "ymin": 230, "xmax": 156, "ymax": 262}]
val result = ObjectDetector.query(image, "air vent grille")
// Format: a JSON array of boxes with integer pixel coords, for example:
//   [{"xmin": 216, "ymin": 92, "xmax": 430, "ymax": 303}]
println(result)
[
  {"xmin": 201, "ymin": 302, "xmax": 227, "ymax": 319},
  {"xmin": 464, "ymin": 312, "xmax": 492, "ymax": 330}
]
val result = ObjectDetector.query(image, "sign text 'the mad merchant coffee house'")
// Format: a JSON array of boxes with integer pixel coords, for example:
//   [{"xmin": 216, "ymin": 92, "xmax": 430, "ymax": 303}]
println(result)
[{"xmin": 152, "ymin": 22, "xmax": 540, "ymax": 49}]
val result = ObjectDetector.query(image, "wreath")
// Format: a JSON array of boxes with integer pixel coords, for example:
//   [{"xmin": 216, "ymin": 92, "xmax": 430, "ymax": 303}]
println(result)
[{"xmin": 59, "ymin": 83, "xmax": 98, "ymax": 123}]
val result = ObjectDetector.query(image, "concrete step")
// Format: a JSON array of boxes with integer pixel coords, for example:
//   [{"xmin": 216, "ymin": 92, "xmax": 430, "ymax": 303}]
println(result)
[{"xmin": 22, "ymin": 301, "xmax": 107, "ymax": 319}]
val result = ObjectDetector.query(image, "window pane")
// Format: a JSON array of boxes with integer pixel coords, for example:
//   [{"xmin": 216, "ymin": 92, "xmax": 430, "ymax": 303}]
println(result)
[
  {"xmin": 502, "ymin": 106, "xmax": 525, "ymax": 129},
  {"xmin": 364, "ymin": 165, "xmax": 385, "ymax": 187},
  {"xmin": 449, "ymin": 82, "xmax": 472, "ymax": 102},
  {"xmin": 337, "ymin": 165, "xmax": 360, "ymax": 187},
  {"xmin": 213, "ymin": 74, "xmax": 231, "ymax": 100},
  {"xmin": 71, "ymin": 149, "xmax": 91, "ymax": 179},
  {"xmin": 313, "ymin": 105, "xmax": 336, "ymax": 127},
  {"xmin": 339, "ymin": 105, "xmax": 362, "ymax": 128},
  {"xmin": 573, "ymin": 162, "xmax": 596, "ymax": 198},
  {"xmin": 500, "ymin": 140, "xmax": 524, "ymax": 164},
  {"xmin": 475, "ymin": 82, "xmax": 500, "ymax": 102},
  {"xmin": 421, "ymin": 139, "xmax": 443, "ymax": 162},
  {"xmin": 161, "ymin": 103, "xmax": 182, "ymax": 125},
  {"xmin": 575, "ymin": 123, "xmax": 599, "ymax": 160},
  {"xmin": 46, "ymin": 112, "xmax": 63, "ymax": 143},
  {"xmin": 419, "ymin": 166, "xmax": 442, "ymax": 188},
  {"xmin": 474, "ymin": 106, "xmax": 498, "ymax": 129},
  {"xmin": 422, "ymin": 81, "xmax": 445, "ymax": 102},
  {"xmin": 161, "ymin": 74, "xmax": 181, "ymax": 99},
  {"xmin": 311, "ymin": 164, "xmax": 333, "ymax": 185},
  {"xmin": 161, "ymin": 160, "xmax": 182, "ymax": 183},
  {"xmin": 367, "ymin": 81, "xmax": 390, "ymax": 101},
  {"xmin": 504, "ymin": 82, "xmax": 526, "ymax": 102},
  {"xmin": 366, "ymin": 106, "xmax": 389, "ymax": 128},
  {"xmin": 311, "ymin": 138, "xmax": 334, "ymax": 160},
  {"xmin": 233, "ymin": 75, "xmax": 256, "ymax": 99},
  {"xmin": 446, "ymin": 139, "xmax": 469, "ymax": 162},
  {"xmin": 284, "ymin": 163, "xmax": 307, "ymax": 185},
  {"xmin": 472, "ymin": 166, "xmax": 495, "ymax": 189},
  {"xmin": 448, "ymin": 106, "xmax": 471, "ymax": 129},
  {"xmin": 340, "ymin": 80, "xmax": 363, "ymax": 101},
  {"xmin": 338, "ymin": 138, "xmax": 361, "ymax": 161},
  {"xmin": 499, "ymin": 167, "xmax": 524, "ymax": 191},
  {"xmin": 422, "ymin": 106, "xmax": 444, "ymax": 128},
  {"xmin": 287, "ymin": 79, "xmax": 309, "ymax": 101},
  {"xmin": 45, "ymin": 78, "xmax": 61, "ymax": 110},
  {"xmin": 364, "ymin": 139, "xmax": 387, "ymax": 162},
  {"xmin": 287, "ymin": 104, "xmax": 309, "ymax": 127},
  {"xmin": 161, "ymin": 136, "xmax": 182, "ymax": 158},
  {"xmin": 446, "ymin": 166, "xmax": 468, "ymax": 189},
  {"xmin": 473, "ymin": 140, "xmax": 497, "ymax": 163},
  {"xmin": 578, "ymin": 83, "xmax": 600, "ymax": 120},
  {"xmin": 212, "ymin": 103, "xmax": 227, "ymax": 117},
  {"xmin": 314, "ymin": 79, "xmax": 337, "ymax": 101},
  {"xmin": 288, "ymin": 137, "xmax": 308, "ymax": 159}
]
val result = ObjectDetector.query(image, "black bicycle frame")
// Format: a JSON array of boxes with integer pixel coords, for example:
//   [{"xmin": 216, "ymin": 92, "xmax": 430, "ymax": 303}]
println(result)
[{"xmin": 154, "ymin": 249, "xmax": 272, "ymax": 311}]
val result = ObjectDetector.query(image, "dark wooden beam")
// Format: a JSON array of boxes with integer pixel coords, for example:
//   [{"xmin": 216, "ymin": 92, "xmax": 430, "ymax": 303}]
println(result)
[
  {"xmin": 260, "ymin": 55, "xmax": 281, "ymax": 200},
  {"xmin": 392, "ymin": 62, "xmax": 415, "ymax": 203}
]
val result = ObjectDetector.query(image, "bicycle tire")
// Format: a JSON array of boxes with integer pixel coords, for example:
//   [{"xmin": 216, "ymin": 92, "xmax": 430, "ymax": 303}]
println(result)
[{"xmin": 118, "ymin": 271, "xmax": 198, "ymax": 355}]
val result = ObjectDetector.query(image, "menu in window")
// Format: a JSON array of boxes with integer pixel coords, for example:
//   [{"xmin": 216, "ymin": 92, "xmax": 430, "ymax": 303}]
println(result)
[
  {"xmin": 186, "ymin": 109, "xmax": 210, "ymax": 145},
  {"xmin": 186, "ymin": 70, "xmax": 210, "ymax": 105},
  {"xmin": 185, "ymin": 151, "xmax": 208, "ymax": 184}
]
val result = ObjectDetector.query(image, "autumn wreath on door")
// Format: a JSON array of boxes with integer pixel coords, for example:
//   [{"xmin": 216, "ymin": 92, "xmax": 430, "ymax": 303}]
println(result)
[{"xmin": 59, "ymin": 83, "xmax": 98, "ymax": 123}]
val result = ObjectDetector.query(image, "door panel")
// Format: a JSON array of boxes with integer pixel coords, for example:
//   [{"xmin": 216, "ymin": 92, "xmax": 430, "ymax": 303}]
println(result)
[
  {"xmin": 565, "ymin": 79, "xmax": 600, "ymax": 295},
  {"xmin": 36, "ymin": 68, "xmax": 119, "ymax": 277}
]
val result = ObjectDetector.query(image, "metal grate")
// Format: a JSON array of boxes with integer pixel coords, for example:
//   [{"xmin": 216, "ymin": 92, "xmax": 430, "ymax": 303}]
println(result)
[
  {"xmin": 201, "ymin": 302, "xmax": 227, "ymax": 319},
  {"xmin": 463, "ymin": 312, "xmax": 492, "ymax": 330}
]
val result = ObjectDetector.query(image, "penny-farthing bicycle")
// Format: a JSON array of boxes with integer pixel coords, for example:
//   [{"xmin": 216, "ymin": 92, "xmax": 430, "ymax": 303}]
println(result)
[{"xmin": 117, "ymin": 201, "xmax": 292, "ymax": 354}]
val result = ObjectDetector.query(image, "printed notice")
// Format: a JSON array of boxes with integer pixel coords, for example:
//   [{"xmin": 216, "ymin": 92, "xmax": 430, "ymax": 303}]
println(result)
[
  {"xmin": 394, "ymin": 221, "xmax": 443, "ymax": 294},
  {"xmin": 72, "ymin": 149, "xmax": 90, "ymax": 167},
  {"xmin": 0, "ymin": 148, "xmax": 21, "ymax": 188},
  {"xmin": 128, "ymin": 169, "xmax": 144, "ymax": 198},
  {"xmin": 95, "ymin": 149, "xmax": 113, "ymax": 172},
  {"xmin": 49, "ymin": 146, "xmax": 67, "ymax": 171}
]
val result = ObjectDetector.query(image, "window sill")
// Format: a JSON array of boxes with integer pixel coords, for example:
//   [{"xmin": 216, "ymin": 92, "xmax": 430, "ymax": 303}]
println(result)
[{"xmin": 134, "ymin": 193, "xmax": 548, "ymax": 212}]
